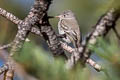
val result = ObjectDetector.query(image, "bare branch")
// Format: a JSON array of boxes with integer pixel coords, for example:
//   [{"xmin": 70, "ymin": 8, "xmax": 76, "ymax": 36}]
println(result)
[
  {"xmin": 0, "ymin": 43, "xmax": 12, "ymax": 50},
  {"xmin": 60, "ymin": 41, "xmax": 74, "ymax": 53},
  {"xmin": 0, "ymin": 7, "xmax": 42, "ymax": 36},
  {"xmin": 86, "ymin": 59, "xmax": 102, "ymax": 72},
  {"xmin": 81, "ymin": 8, "xmax": 120, "ymax": 62},
  {"xmin": 31, "ymin": 27, "xmax": 42, "ymax": 36},
  {"xmin": 9, "ymin": 0, "xmax": 53, "ymax": 56},
  {"xmin": 60, "ymin": 41, "xmax": 102, "ymax": 71},
  {"xmin": 30, "ymin": 24, "xmax": 66, "ymax": 57},
  {"xmin": 29, "ymin": 0, "xmax": 66, "ymax": 57},
  {"xmin": 0, "ymin": 8, "xmax": 23, "ymax": 25},
  {"xmin": 40, "ymin": 24, "xmax": 65, "ymax": 57}
]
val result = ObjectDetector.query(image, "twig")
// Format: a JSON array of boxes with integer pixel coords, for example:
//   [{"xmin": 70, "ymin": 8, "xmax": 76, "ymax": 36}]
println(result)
[
  {"xmin": 86, "ymin": 59, "xmax": 102, "ymax": 72},
  {"xmin": 0, "ymin": 8, "xmax": 23, "ymax": 25},
  {"xmin": 60, "ymin": 41, "xmax": 102, "ymax": 71},
  {"xmin": 80, "ymin": 8, "xmax": 120, "ymax": 62},
  {"xmin": 31, "ymin": 27, "xmax": 42, "ymax": 36},
  {"xmin": 0, "ymin": 7, "xmax": 43, "ymax": 37},
  {"xmin": 0, "ymin": 43, "xmax": 12, "ymax": 50}
]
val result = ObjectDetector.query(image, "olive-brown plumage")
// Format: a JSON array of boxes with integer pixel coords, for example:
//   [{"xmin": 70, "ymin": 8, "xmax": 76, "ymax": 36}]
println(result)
[{"xmin": 56, "ymin": 10, "xmax": 82, "ymax": 48}]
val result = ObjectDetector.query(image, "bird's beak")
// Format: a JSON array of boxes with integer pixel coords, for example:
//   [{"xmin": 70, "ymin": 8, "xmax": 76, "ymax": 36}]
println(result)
[{"xmin": 55, "ymin": 15, "xmax": 60, "ymax": 18}]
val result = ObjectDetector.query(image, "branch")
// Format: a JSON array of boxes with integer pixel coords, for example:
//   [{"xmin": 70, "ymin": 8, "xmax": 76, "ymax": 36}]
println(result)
[
  {"xmin": 0, "ymin": 43, "xmax": 12, "ymax": 50},
  {"xmin": 0, "ymin": 8, "xmax": 23, "ymax": 25},
  {"xmin": 30, "ymin": 25, "xmax": 66, "ymax": 58},
  {"xmin": 9, "ymin": 0, "xmax": 52, "ymax": 56},
  {"xmin": 86, "ymin": 59, "xmax": 102, "ymax": 72},
  {"xmin": 31, "ymin": 27, "xmax": 42, "ymax": 36},
  {"xmin": 39, "ymin": 23, "xmax": 66, "ymax": 57},
  {"xmin": 0, "ymin": 0, "xmax": 66, "ymax": 58},
  {"xmin": 81, "ymin": 8, "xmax": 120, "ymax": 62},
  {"xmin": 32, "ymin": 0, "xmax": 66, "ymax": 57},
  {"xmin": 60, "ymin": 41, "xmax": 102, "ymax": 71},
  {"xmin": 0, "ymin": 7, "xmax": 43, "ymax": 37}
]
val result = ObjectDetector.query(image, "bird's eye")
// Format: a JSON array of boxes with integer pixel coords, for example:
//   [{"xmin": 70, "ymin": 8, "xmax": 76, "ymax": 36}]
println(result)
[{"xmin": 64, "ymin": 15, "xmax": 66, "ymax": 17}]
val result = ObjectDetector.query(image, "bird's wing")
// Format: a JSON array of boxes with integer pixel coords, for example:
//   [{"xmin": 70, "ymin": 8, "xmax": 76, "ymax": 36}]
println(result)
[{"xmin": 63, "ymin": 19, "xmax": 81, "ymax": 40}]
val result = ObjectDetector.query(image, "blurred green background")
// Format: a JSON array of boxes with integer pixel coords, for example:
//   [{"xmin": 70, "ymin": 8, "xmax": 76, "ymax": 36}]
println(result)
[{"xmin": 0, "ymin": 0, "xmax": 120, "ymax": 80}]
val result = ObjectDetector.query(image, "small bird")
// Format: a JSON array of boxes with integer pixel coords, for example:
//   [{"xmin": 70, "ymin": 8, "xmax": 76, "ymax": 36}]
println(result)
[{"xmin": 56, "ymin": 10, "xmax": 82, "ymax": 48}]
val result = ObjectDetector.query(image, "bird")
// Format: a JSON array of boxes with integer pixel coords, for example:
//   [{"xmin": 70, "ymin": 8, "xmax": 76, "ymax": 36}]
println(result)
[{"xmin": 56, "ymin": 10, "xmax": 82, "ymax": 48}]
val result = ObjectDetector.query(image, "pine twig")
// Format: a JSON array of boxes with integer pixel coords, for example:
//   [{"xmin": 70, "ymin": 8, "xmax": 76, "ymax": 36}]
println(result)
[
  {"xmin": 81, "ymin": 8, "xmax": 120, "ymax": 63},
  {"xmin": 0, "ymin": 8, "xmax": 23, "ymax": 25},
  {"xmin": 60, "ymin": 41, "xmax": 102, "ymax": 71},
  {"xmin": 86, "ymin": 59, "xmax": 102, "ymax": 72},
  {"xmin": 0, "ymin": 43, "xmax": 12, "ymax": 50},
  {"xmin": 0, "ymin": 7, "xmax": 43, "ymax": 37},
  {"xmin": 31, "ymin": 27, "xmax": 42, "ymax": 36}
]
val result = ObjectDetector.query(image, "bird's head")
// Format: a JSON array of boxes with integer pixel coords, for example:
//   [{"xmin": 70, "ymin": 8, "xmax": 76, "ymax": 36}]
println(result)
[{"xmin": 55, "ymin": 10, "xmax": 75, "ymax": 20}]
